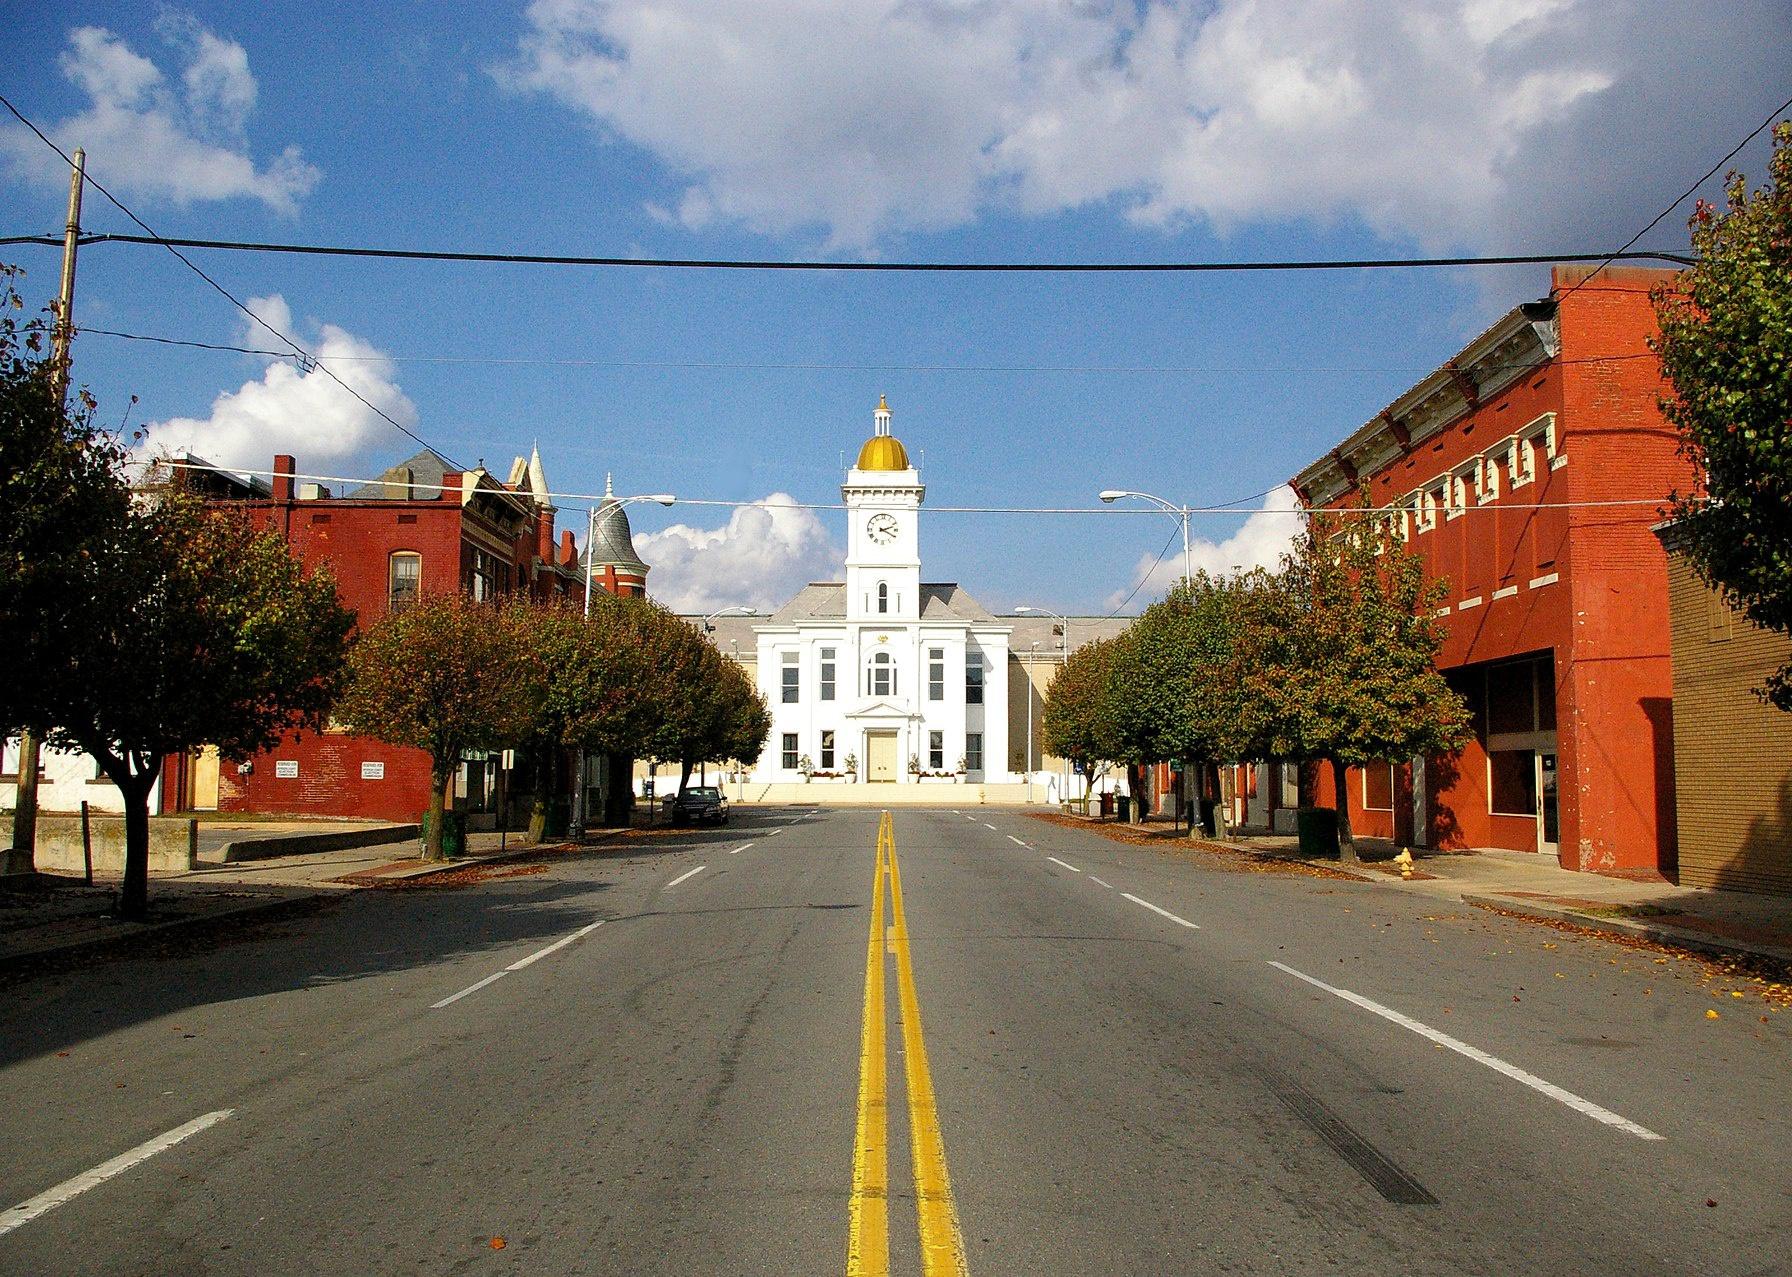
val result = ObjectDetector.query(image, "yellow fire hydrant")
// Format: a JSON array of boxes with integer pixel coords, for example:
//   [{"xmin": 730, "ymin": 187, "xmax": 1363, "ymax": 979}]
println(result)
[{"xmin": 1394, "ymin": 848, "xmax": 1415, "ymax": 880}]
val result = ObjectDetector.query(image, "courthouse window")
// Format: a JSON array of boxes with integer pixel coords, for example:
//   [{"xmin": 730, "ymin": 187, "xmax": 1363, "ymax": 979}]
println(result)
[
  {"xmin": 871, "ymin": 652, "xmax": 895, "ymax": 696},
  {"xmin": 929, "ymin": 731, "xmax": 944, "ymax": 770},
  {"xmin": 964, "ymin": 733, "xmax": 984, "ymax": 772},
  {"xmin": 928, "ymin": 648, "xmax": 944, "ymax": 701},
  {"xmin": 781, "ymin": 733, "xmax": 799, "ymax": 770},
  {"xmin": 781, "ymin": 652, "xmax": 800, "ymax": 704},
  {"xmin": 820, "ymin": 648, "xmax": 836, "ymax": 700},
  {"xmin": 965, "ymin": 661, "xmax": 984, "ymax": 704},
  {"xmin": 820, "ymin": 730, "xmax": 836, "ymax": 770}
]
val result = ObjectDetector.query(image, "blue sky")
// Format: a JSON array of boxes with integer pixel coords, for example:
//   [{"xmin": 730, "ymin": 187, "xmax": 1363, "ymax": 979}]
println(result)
[{"xmin": 3, "ymin": 2, "xmax": 1787, "ymax": 614}]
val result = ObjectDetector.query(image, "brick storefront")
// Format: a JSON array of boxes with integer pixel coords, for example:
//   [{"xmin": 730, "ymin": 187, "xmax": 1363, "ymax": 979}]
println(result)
[{"xmin": 1291, "ymin": 266, "xmax": 1694, "ymax": 876}]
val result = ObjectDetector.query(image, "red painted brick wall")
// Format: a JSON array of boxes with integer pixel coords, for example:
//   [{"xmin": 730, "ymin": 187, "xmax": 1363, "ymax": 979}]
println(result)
[
  {"xmin": 1553, "ymin": 266, "xmax": 1688, "ymax": 875},
  {"xmin": 1310, "ymin": 267, "xmax": 1691, "ymax": 874}
]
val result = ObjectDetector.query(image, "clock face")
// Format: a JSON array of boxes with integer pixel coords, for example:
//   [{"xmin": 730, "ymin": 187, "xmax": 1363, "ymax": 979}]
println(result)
[{"xmin": 865, "ymin": 513, "xmax": 899, "ymax": 545}]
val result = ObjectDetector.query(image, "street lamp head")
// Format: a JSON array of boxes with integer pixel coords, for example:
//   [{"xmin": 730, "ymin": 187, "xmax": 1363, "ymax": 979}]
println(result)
[
  {"xmin": 1014, "ymin": 606, "xmax": 1036, "ymax": 615},
  {"xmin": 643, "ymin": 494, "xmax": 677, "ymax": 506},
  {"xmin": 1098, "ymin": 490, "xmax": 1127, "ymax": 503}
]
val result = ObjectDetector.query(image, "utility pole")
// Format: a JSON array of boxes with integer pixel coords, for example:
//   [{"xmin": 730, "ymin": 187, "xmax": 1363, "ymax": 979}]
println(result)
[{"xmin": 7, "ymin": 148, "xmax": 84, "ymax": 879}]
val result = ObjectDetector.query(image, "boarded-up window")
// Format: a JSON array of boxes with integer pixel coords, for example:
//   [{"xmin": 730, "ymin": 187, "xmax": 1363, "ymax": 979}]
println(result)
[
  {"xmin": 1362, "ymin": 763, "xmax": 1394, "ymax": 811},
  {"xmin": 1490, "ymin": 750, "xmax": 1537, "ymax": 816}
]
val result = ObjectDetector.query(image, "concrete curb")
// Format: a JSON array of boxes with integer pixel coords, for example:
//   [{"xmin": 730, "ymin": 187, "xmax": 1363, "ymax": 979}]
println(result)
[
  {"xmin": 214, "ymin": 824, "xmax": 420, "ymax": 863},
  {"xmin": 1, "ymin": 890, "xmax": 330, "ymax": 967},
  {"xmin": 1461, "ymin": 893, "xmax": 1792, "ymax": 968},
  {"xmin": 341, "ymin": 830, "xmax": 624, "ymax": 884}
]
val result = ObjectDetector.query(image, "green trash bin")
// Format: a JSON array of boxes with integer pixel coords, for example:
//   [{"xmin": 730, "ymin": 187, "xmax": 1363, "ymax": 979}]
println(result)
[
  {"xmin": 1296, "ymin": 807, "xmax": 1339, "ymax": 858},
  {"xmin": 421, "ymin": 808, "xmax": 467, "ymax": 858}
]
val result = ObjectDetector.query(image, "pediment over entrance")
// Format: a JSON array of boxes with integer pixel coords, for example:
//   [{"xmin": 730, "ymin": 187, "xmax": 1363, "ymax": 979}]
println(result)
[{"xmin": 844, "ymin": 699, "xmax": 914, "ymax": 720}]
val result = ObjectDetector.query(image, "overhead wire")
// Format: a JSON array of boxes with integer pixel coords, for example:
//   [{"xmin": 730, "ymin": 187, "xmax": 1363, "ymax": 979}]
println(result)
[
  {"xmin": 0, "ymin": 231, "xmax": 1694, "ymax": 272},
  {"xmin": 1557, "ymin": 89, "xmax": 1792, "ymax": 303},
  {"xmin": 0, "ymin": 91, "xmax": 466, "ymax": 471},
  {"xmin": 74, "ymin": 324, "xmax": 1664, "ymax": 376},
  {"xmin": 148, "ymin": 460, "xmax": 1681, "ymax": 517}
]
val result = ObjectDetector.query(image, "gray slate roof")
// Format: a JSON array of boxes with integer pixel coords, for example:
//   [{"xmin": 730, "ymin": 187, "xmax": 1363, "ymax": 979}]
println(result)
[
  {"xmin": 351, "ymin": 449, "xmax": 453, "ymax": 499},
  {"xmin": 761, "ymin": 582, "xmax": 1001, "ymax": 625},
  {"xmin": 582, "ymin": 498, "xmax": 649, "ymax": 573}
]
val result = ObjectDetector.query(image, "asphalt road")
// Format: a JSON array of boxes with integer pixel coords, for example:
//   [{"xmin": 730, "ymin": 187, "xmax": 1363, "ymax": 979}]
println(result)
[{"xmin": 1, "ymin": 807, "xmax": 1787, "ymax": 1275}]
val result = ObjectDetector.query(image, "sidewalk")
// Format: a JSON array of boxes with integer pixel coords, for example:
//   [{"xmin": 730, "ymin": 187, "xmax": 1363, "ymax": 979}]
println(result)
[
  {"xmin": 1039, "ymin": 812, "xmax": 1792, "ymax": 968},
  {"xmin": 0, "ymin": 828, "xmax": 618, "ymax": 966}
]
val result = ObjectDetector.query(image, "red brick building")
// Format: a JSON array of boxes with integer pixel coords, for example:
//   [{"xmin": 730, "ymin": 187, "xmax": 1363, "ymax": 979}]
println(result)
[
  {"xmin": 160, "ymin": 447, "xmax": 593, "ymax": 823},
  {"xmin": 1288, "ymin": 265, "xmax": 1691, "ymax": 875}
]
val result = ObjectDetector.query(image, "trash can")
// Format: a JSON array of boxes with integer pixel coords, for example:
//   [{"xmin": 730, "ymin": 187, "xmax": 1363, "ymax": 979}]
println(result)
[
  {"xmin": 1197, "ymin": 797, "xmax": 1217, "ymax": 837},
  {"xmin": 1296, "ymin": 807, "xmax": 1339, "ymax": 859},
  {"xmin": 421, "ymin": 808, "xmax": 467, "ymax": 858},
  {"xmin": 1100, "ymin": 792, "xmax": 1115, "ymax": 818},
  {"xmin": 1116, "ymin": 795, "xmax": 1132, "ymax": 823}
]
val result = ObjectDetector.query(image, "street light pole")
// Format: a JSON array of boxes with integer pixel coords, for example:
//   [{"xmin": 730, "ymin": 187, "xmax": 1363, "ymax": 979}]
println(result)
[
  {"xmin": 1015, "ymin": 606, "xmax": 1072, "ymax": 805},
  {"xmin": 1099, "ymin": 489, "xmax": 1193, "ymax": 587}
]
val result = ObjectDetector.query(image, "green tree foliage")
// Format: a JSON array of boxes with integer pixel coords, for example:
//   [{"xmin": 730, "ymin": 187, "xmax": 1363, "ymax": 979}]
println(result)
[
  {"xmin": 1253, "ymin": 505, "xmax": 1469, "ymax": 858},
  {"xmin": 41, "ymin": 495, "xmax": 355, "ymax": 914},
  {"xmin": 0, "ymin": 263, "xmax": 131, "ymax": 735},
  {"xmin": 1041, "ymin": 634, "xmax": 1121, "ymax": 777},
  {"xmin": 1653, "ymin": 122, "xmax": 1792, "ymax": 708},
  {"xmin": 338, "ymin": 593, "xmax": 536, "ymax": 860},
  {"xmin": 632, "ymin": 604, "xmax": 769, "ymax": 789}
]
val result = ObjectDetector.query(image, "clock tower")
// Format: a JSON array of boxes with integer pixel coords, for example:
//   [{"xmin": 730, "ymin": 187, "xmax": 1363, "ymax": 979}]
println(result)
[{"xmin": 843, "ymin": 395, "xmax": 923, "ymax": 622}]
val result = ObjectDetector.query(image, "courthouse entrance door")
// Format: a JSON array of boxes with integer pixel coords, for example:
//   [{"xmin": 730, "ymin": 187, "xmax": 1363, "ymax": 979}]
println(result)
[{"xmin": 866, "ymin": 731, "xmax": 899, "ymax": 783}]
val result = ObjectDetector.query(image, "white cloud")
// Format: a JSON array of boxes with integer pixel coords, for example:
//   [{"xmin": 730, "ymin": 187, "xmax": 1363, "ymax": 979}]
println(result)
[
  {"xmin": 137, "ymin": 295, "xmax": 417, "ymax": 471},
  {"xmin": 0, "ymin": 19, "xmax": 318, "ymax": 213},
  {"xmin": 1106, "ymin": 485, "xmax": 1303, "ymax": 610},
  {"xmin": 501, "ymin": 0, "xmax": 1783, "ymax": 251},
  {"xmin": 632, "ymin": 494, "xmax": 841, "ymax": 613}
]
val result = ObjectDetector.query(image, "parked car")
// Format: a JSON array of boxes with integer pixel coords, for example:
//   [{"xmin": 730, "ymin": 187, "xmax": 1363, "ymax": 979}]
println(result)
[{"xmin": 669, "ymin": 785, "xmax": 729, "ymax": 826}]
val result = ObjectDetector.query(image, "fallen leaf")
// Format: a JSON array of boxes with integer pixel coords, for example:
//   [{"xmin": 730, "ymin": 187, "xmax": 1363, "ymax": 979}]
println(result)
[
  {"xmin": 490, "ymin": 1237, "xmax": 506, "ymax": 1250},
  {"xmin": 1706, "ymin": 1009, "xmax": 1719, "ymax": 1020}
]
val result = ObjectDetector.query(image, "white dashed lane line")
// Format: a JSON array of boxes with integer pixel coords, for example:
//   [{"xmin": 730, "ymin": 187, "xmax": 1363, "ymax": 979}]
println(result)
[
  {"xmin": 665, "ymin": 865, "xmax": 707, "ymax": 889},
  {"xmin": 431, "ymin": 920, "xmax": 609, "ymax": 1009},
  {"xmin": 1007, "ymin": 835, "xmax": 1027, "ymax": 847},
  {"xmin": 1088, "ymin": 876, "xmax": 1114, "ymax": 889},
  {"xmin": 730, "ymin": 843, "xmax": 754, "ymax": 855},
  {"xmin": 983, "ymin": 823, "xmax": 998, "ymax": 831},
  {"xmin": 0, "ymin": 1109, "xmax": 236, "ymax": 1237},
  {"xmin": 1270, "ymin": 961, "xmax": 1663, "ymax": 1140},
  {"xmin": 1046, "ymin": 856, "xmax": 1082, "ymax": 874},
  {"xmin": 1121, "ymin": 893, "xmax": 1199, "ymax": 929}
]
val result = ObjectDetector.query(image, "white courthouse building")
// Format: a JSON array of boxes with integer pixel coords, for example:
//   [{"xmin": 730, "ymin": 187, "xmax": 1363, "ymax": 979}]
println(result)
[{"xmin": 747, "ymin": 398, "xmax": 1015, "ymax": 789}]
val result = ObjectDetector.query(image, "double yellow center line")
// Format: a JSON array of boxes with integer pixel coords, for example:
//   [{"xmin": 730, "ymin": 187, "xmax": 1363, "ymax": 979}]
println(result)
[{"xmin": 847, "ymin": 811, "xmax": 969, "ymax": 1277}]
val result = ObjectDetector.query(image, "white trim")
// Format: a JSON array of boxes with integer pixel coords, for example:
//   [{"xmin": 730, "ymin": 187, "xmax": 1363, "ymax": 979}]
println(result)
[
  {"xmin": 1492, "ymin": 585, "xmax": 1518, "ymax": 600},
  {"xmin": 1529, "ymin": 572, "xmax": 1559, "ymax": 588},
  {"xmin": 1550, "ymin": 455, "xmax": 1568, "ymax": 471},
  {"xmin": 1435, "ymin": 606, "xmax": 1452, "ymax": 617},
  {"xmin": 1457, "ymin": 595, "xmax": 1484, "ymax": 611}
]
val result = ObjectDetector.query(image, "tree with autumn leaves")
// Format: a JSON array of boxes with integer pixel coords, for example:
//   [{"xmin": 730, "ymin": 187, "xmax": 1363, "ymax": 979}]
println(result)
[
  {"xmin": 1043, "ymin": 505, "xmax": 1467, "ymax": 854},
  {"xmin": 1653, "ymin": 121, "xmax": 1792, "ymax": 709},
  {"xmin": 342, "ymin": 591, "xmax": 768, "ymax": 858}
]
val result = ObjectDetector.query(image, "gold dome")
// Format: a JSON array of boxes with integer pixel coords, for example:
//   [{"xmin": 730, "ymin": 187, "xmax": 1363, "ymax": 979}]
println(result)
[{"xmin": 855, "ymin": 435, "xmax": 911, "ymax": 470}]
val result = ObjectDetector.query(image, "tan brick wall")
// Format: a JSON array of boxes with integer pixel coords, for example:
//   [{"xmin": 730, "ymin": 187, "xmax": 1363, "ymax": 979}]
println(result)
[{"xmin": 1665, "ymin": 549, "xmax": 1792, "ymax": 894}]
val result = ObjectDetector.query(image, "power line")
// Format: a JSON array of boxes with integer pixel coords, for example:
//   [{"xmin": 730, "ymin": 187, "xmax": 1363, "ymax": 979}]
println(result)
[
  {"xmin": 77, "ymin": 324, "xmax": 1662, "ymax": 377},
  {"xmin": 0, "ymin": 231, "xmax": 1694, "ymax": 273},
  {"xmin": 1102, "ymin": 523, "xmax": 1183, "ymax": 620},
  {"xmin": 1559, "ymin": 90, "xmax": 1792, "ymax": 302},
  {"xmin": 151, "ymin": 460, "xmax": 1680, "ymax": 517},
  {"xmin": 0, "ymin": 91, "xmax": 465, "ymax": 471}
]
